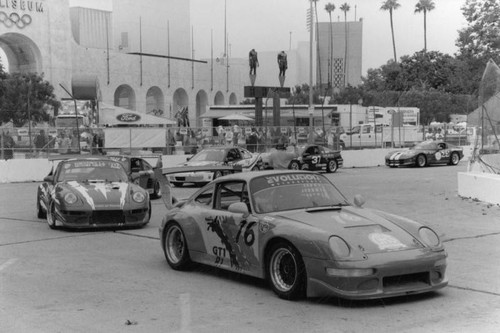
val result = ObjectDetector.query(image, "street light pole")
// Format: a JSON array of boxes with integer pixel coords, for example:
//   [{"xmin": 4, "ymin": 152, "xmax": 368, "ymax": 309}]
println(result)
[{"xmin": 308, "ymin": 0, "xmax": 314, "ymax": 143}]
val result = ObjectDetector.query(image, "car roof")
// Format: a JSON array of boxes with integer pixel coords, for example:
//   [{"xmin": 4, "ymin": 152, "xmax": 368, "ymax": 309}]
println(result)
[{"xmin": 213, "ymin": 169, "xmax": 324, "ymax": 182}]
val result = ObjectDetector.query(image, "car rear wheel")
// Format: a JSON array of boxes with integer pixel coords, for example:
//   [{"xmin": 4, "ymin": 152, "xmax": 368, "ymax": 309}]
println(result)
[
  {"xmin": 164, "ymin": 222, "xmax": 192, "ymax": 270},
  {"xmin": 251, "ymin": 166, "xmax": 260, "ymax": 171},
  {"xmin": 46, "ymin": 201, "xmax": 58, "ymax": 230},
  {"xmin": 151, "ymin": 181, "xmax": 162, "ymax": 199},
  {"xmin": 449, "ymin": 152, "xmax": 460, "ymax": 166},
  {"xmin": 267, "ymin": 242, "xmax": 306, "ymax": 300},
  {"xmin": 326, "ymin": 160, "xmax": 338, "ymax": 173},
  {"xmin": 289, "ymin": 161, "xmax": 300, "ymax": 170},
  {"xmin": 416, "ymin": 154, "xmax": 427, "ymax": 167}
]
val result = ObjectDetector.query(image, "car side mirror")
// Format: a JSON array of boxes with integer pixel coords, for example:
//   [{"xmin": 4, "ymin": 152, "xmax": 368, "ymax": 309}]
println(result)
[
  {"xmin": 228, "ymin": 202, "xmax": 249, "ymax": 217},
  {"xmin": 43, "ymin": 175, "xmax": 54, "ymax": 183},
  {"xmin": 353, "ymin": 194, "xmax": 366, "ymax": 208}
]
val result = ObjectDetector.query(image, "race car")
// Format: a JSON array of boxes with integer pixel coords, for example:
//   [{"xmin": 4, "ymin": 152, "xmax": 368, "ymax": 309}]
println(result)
[
  {"xmin": 107, "ymin": 155, "xmax": 163, "ymax": 199},
  {"xmin": 289, "ymin": 144, "xmax": 343, "ymax": 173},
  {"xmin": 385, "ymin": 140, "xmax": 464, "ymax": 168},
  {"xmin": 159, "ymin": 170, "xmax": 448, "ymax": 300},
  {"xmin": 167, "ymin": 146, "xmax": 262, "ymax": 187},
  {"xmin": 37, "ymin": 157, "xmax": 150, "ymax": 229}
]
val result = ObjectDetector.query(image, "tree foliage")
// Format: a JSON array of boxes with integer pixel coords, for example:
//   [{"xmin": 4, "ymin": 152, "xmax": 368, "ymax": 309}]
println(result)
[
  {"xmin": 0, "ymin": 72, "xmax": 60, "ymax": 127},
  {"xmin": 287, "ymin": 84, "xmax": 324, "ymax": 105}
]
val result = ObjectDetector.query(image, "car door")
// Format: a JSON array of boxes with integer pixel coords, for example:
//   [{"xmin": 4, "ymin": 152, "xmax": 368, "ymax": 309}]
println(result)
[
  {"xmin": 302, "ymin": 146, "xmax": 321, "ymax": 170},
  {"xmin": 202, "ymin": 180, "xmax": 260, "ymax": 273},
  {"xmin": 434, "ymin": 143, "xmax": 451, "ymax": 164},
  {"xmin": 130, "ymin": 158, "xmax": 149, "ymax": 189}
]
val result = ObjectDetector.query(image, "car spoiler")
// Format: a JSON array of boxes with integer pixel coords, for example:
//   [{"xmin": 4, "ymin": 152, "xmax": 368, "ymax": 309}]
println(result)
[{"xmin": 155, "ymin": 165, "xmax": 242, "ymax": 210}]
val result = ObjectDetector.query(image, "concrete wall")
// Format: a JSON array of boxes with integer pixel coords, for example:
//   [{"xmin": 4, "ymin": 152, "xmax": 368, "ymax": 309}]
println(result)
[
  {"xmin": 458, "ymin": 172, "xmax": 500, "ymax": 205},
  {"xmin": 0, "ymin": 148, "xmax": 394, "ymax": 183}
]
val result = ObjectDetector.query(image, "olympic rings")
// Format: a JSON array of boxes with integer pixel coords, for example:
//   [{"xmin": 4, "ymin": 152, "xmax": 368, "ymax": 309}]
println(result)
[{"xmin": 0, "ymin": 11, "xmax": 32, "ymax": 29}]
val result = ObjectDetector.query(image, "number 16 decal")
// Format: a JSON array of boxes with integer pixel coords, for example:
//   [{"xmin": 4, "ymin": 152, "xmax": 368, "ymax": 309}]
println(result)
[{"xmin": 235, "ymin": 220, "xmax": 256, "ymax": 246}]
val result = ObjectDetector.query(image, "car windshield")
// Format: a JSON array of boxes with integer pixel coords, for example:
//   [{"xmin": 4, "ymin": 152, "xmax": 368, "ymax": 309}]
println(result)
[
  {"xmin": 250, "ymin": 173, "xmax": 349, "ymax": 214},
  {"xmin": 57, "ymin": 160, "xmax": 128, "ymax": 183},
  {"xmin": 190, "ymin": 149, "xmax": 226, "ymax": 162}
]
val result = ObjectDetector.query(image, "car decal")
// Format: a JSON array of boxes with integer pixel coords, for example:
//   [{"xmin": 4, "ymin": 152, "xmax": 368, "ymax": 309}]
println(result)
[
  {"xmin": 368, "ymin": 232, "xmax": 408, "ymax": 251},
  {"xmin": 67, "ymin": 181, "xmax": 96, "ymax": 209},
  {"xmin": 67, "ymin": 181, "xmax": 129, "ymax": 209},
  {"xmin": 204, "ymin": 214, "xmax": 259, "ymax": 271}
]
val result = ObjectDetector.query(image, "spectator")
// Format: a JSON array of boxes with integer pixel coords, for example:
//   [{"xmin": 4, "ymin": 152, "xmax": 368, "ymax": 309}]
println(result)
[
  {"xmin": 1, "ymin": 130, "xmax": 15, "ymax": 160},
  {"xmin": 247, "ymin": 128, "xmax": 258, "ymax": 152},
  {"xmin": 268, "ymin": 143, "xmax": 298, "ymax": 170},
  {"xmin": 34, "ymin": 129, "xmax": 48, "ymax": 154},
  {"xmin": 58, "ymin": 132, "xmax": 70, "ymax": 154}
]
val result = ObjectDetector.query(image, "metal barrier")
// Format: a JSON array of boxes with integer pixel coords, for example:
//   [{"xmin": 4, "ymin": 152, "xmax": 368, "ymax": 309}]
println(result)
[{"xmin": 1, "ymin": 124, "xmax": 473, "ymax": 160}]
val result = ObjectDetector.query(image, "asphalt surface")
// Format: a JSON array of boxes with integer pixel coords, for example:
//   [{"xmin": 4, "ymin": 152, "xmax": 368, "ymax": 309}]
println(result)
[{"xmin": 0, "ymin": 162, "xmax": 499, "ymax": 332}]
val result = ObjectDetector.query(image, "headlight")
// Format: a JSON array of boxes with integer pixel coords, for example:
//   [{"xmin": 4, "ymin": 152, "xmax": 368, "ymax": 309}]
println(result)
[
  {"xmin": 329, "ymin": 236, "xmax": 351, "ymax": 258},
  {"xmin": 64, "ymin": 193, "xmax": 78, "ymax": 204},
  {"xmin": 132, "ymin": 191, "xmax": 146, "ymax": 203},
  {"xmin": 419, "ymin": 227, "xmax": 440, "ymax": 247}
]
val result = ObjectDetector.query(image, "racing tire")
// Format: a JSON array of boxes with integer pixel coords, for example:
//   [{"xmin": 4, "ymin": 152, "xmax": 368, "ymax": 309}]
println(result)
[
  {"xmin": 36, "ymin": 190, "xmax": 46, "ymax": 219},
  {"xmin": 416, "ymin": 154, "xmax": 427, "ymax": 167},
  {"xmin": 46, "ymin": 201, "xmax": 59, "ymax": 230},
  {"xmin": 172, "ymin": 182, "xmax": 183, "ymax": 187},
  {"xmin": 289, "ymin": 161, "xmax": 300, "ymax": 170},
  {"xmin": 163, "ymin": 222, "xmax": 192, "ymax": 270},
  {"xmin": 213, "ymin": 170, "xmax": 223, "ymax": 180},
  {"xmin": 326, "ymin": 159, "xmax": 338, "ymax": 173},
  {"xmin": 251, "ymin": 166, "xmax": 260, "ymax": 172},
  {"xmin": 267, "ymin": 241, "xmax": 306, "ymax": 300},
  {"xmin": 449, "ymin": 152, "xmax": 460, "ymax": 166},
  {"xmin": 151, "ymin": 181, "xmax": 162, "ymax": 199}
]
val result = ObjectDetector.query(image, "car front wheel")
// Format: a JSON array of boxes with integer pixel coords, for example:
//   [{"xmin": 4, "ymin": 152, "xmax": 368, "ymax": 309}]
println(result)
[
  {"xmin": 326, "ymin": 160, "xmax": 338, "ymax": 173},
  {"xmin": 267, "ymin": 242, "xmax": 306, "ymax": 300},
  {"xmin": 289, "ymin": 161, "xmax": 300, "ymax": 170},
  {"xmin": 163, "ymin": 222, "xmax": 192, "ymax": 270},
  {"xmin": 449, "ymin": 152, "xmax": 460, "ymax": 165},
  {"xmin": 46, "ymin": 201, "xmax": 58, "ymax": 230},
  {"xmin": 36, "ymin": 189, "xmax": 46, "ymax": 219},
  {"xmin": 416, "ymin": 154, "xmax": 427, "ymax": 167}
]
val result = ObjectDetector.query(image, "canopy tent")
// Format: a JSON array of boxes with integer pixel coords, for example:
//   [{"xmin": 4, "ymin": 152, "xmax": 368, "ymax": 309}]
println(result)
[
  {"xmin": 98, "ymin": 103, "xmax": 176, "ymax": 126},
  {"xmin": 218, "ymin": 113, "xmax": 254, "ymax": 121}
]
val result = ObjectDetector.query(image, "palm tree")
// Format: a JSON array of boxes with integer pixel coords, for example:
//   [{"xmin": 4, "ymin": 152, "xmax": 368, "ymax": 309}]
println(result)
[
  {"xmin": 380, "ymin": 0, "xmax": 401, "ymax": 62},
  {"xmin": 325, "ymin": 3, "xmax": 336, "ymax": 90},
  {"xmin": 414, "ymin": 0, "xmax": 435, "ymax": 52},
  {"xmin": 340, "ymin": 3, "xmax": 350, "ymax": 87}
]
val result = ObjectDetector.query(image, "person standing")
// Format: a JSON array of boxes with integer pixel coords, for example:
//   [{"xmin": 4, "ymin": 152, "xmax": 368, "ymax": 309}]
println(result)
[
  {"xmin": 34, "ymin": 129, "xmax": 48, "ymax": 155},
  {"xmin": 1, "ymin": 130, "xmax": 15, "ymax": 160}
]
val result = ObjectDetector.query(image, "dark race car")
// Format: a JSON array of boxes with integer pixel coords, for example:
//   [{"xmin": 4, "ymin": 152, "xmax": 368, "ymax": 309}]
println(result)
[
  {"xmin": 36, "ymin": 158, "xmax": 150, "ymax": 229},
  {"xmin": 159, "ymin": 170, "xmax": 447, "ymax": 301},
  {"xmin": 385, "ymin": 140, "xmax": 464, "ymax": 168},
  {"xmin": 289, "ymin": 144, "xmax": 343, "ymax": 173},
  {"xmin": 108, "ymin": 155, "xmax": 163, "ymax": 199},
  {"xmin": 167, "ymin": 146, "xmax": 262, "ymax": 186}
]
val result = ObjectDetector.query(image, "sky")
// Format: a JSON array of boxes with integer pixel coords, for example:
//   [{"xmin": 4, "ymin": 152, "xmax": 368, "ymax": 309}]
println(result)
[
  {"xmin": 2, "ymin": 0, "xmax": 468, "ymax": 75},
  {"xmin": 190, "ymin": 0, "xmax": 468, "ymax": 73}
]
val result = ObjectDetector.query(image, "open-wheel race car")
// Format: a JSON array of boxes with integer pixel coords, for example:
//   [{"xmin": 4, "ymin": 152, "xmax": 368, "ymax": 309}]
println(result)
[
  {"xmin": 37, "ymin": 157, "xmax": 151, "ymax": 230},
  {"xmin": 159, "ymin": 170, "xmax": 447, "ymax": 300}
]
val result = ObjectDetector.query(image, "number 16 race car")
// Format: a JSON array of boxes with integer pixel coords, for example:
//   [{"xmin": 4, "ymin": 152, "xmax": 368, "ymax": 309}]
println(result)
[{"xmin": 159, "ymin": 170, "xmax": 447, "ymax": 300}]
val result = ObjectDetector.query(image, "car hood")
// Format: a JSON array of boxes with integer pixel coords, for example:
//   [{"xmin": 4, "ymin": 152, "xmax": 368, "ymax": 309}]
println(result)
[
  {"xmin": 385, "ymin": 150, "xmax": 418, "ymax": 159},
  {"xmin": 273, "ymin": 206, "xmax": 421, "ymax": 254},
  {"xmin": 57, "ymin": 181, "xmax": 134, "ymax": 210}
]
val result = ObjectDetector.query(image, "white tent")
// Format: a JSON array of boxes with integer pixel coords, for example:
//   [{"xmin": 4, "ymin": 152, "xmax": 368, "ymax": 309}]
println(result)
[{"xmin": 98, "ymin": 103, "xmax": 176, "ymax": 126}]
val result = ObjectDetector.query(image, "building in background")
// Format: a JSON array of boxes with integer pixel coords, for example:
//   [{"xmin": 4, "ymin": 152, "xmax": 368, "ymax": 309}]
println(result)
[{"xmin": 0, "ymin": 0, "xmax": 244, "ymax": 127}]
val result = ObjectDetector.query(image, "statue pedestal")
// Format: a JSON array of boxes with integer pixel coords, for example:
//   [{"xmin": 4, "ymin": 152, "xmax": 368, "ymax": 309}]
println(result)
[{"xmin": 279, "ymin": 75, "xmax": 285, "ymax": 88}]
